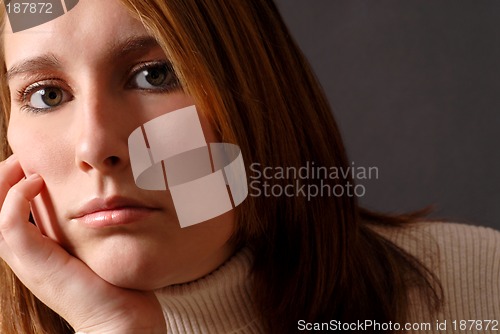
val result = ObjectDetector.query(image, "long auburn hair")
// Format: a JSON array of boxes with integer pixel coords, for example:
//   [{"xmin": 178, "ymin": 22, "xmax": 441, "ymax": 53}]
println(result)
[{"xmin": 0, "ymin": 0, "xmax": 442, "ymax": 333}]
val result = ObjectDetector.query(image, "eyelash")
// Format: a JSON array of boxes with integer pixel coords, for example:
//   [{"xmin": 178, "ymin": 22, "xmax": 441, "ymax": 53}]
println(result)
[
  {"xmin": 127, "ymin": 60, "xmax": 180, "ymax": 92},
  {"xmin": 16, "ymin": 79, "xmax": 64, "ymax": 114},
  {"xmin": 15, "ymin": 61, "xmax": 181, "ymax": 114}
]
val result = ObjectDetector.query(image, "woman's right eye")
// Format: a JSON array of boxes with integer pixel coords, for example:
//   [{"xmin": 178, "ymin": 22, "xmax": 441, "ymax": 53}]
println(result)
[
  {"xmin": 17, "ymin": 82, "xmax": 72, "ymax": 113},
  {"xmin": 29, "ymin": 87, "xmax": 66, "ymax": 109}
]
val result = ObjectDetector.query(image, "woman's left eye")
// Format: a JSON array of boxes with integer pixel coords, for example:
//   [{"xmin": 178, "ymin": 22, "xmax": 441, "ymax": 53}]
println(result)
[{"xmin": 130, "ymin": 63, "xmax": 180, "ymax": 91}]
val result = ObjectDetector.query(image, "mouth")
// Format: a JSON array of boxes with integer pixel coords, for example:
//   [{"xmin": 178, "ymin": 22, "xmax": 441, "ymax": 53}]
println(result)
[{"xmin": 71, "ymin": 196, "xmax": 161, "ymax": 228}]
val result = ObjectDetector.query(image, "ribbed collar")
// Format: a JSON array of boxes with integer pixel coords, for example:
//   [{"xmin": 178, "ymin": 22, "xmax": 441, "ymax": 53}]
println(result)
[{"xmin": 154, "ymin": 248, "xmax": 264, "ymax": 333}]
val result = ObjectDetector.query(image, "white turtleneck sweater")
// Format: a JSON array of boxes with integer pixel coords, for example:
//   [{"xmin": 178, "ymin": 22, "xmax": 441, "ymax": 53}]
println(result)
[
  {"xmin": 154, "ymin": 247, "xmax": 263, "ymax": 333},
  {"xmin": 153, "ymin": 222, "xmax": 500, "ymax": 333}
]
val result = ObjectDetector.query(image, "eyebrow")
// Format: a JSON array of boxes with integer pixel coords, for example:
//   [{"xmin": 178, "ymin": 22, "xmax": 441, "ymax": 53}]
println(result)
[
  {"xmin": 113, "ymin": 36, "xmax": 162, "ymax": 59},
  {"xmin": 6, "ymin": 36, "xmax": 162, "ymax": 82},
  {"xmin": 6, "ymin": 54, "xmax": 61, "ymax": 82}
]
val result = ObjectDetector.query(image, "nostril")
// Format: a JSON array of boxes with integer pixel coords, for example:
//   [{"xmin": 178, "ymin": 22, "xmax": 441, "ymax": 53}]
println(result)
[{"xmin": 106, "ymin": 156, "xmax": 120, "ymax": 166}]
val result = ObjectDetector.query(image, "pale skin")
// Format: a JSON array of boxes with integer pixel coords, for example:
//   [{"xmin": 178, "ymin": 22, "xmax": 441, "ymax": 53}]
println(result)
[{"xmin": 0, "ymin": 0, "xmax": 235, "ymax": 332}]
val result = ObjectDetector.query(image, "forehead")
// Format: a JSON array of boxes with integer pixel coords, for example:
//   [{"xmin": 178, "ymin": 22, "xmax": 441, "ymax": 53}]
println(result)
[{"xmin": 3, "ymin": 0, "xmax": 149, "ymax": 69}]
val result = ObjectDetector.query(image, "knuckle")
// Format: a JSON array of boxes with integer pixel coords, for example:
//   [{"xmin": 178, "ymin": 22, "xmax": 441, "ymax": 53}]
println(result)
[
  {"xmin": 8, "ymin": 186, "xmax": 24, "ymax": 201},
  {"xmin": 8, "ymin": 182, "xmax": 29, "ymax": 201}
]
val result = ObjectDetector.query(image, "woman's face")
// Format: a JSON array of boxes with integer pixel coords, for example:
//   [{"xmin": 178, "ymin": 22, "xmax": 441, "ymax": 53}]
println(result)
[{"xmin": 4, "ymin": 0, "xmax": 235, "ymax": 289}]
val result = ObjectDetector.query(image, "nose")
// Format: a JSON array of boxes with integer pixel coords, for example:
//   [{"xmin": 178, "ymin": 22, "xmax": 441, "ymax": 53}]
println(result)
[{"xmin": 74, "ymin": 87, "xmax": 131, "ymax": 175}]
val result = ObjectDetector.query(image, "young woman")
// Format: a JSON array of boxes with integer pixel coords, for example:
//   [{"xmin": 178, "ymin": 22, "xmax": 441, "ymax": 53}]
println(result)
[{"xmin": 0, "ymin": 0, "xmax": 498, "ymax": 333}]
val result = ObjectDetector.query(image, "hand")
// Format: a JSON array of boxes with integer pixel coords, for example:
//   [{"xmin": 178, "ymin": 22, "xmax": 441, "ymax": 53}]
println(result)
[{"xmin": 0, "ymin": 155, "xmax": 167, "ymax": 334}]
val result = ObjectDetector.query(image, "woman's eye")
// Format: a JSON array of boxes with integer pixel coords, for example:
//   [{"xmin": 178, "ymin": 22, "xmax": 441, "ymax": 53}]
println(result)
[
  {"xmin": 29, "ymin": 87, "xmax": 66, "ymax": 109},
  {"xmin": 131, "ymin": 63, "xmax": 180, "ymax": 91}
]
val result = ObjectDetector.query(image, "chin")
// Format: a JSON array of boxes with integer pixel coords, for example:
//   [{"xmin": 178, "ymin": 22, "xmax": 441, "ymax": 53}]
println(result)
[
  {"xmin": 93, "ymin": 262, "xmax": 160, "ymax": 290},
  {"xmin": 77, "ymin": 235, "xmax": 174, "ymax": 290},
  {"xmin": 98, "ymin": 268, "xmax": 162, "ymax": 290}
]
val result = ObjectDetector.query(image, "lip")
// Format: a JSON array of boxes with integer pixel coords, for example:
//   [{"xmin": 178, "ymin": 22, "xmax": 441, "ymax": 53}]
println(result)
[{"xmin": 71, "ymin": 196, "xmax": 160, "ymax": 228}]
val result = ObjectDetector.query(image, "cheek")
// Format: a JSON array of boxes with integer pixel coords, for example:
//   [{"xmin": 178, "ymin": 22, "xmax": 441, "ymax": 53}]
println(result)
[
  {"xmin": 7, "ymin": 118, "xmax": 73, "ymax": 179},
  {"xmin": 7, "ymin": 120, "xmax": 74, "ymax": 244}
]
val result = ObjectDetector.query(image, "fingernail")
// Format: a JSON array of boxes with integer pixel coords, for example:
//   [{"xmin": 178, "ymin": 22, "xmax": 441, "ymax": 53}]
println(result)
[{"xmin": 26, "ymin": 174, "xmax": 41, "ymax": 181}]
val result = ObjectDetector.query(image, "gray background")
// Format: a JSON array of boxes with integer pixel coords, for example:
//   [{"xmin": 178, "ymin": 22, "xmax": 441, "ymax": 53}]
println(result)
[{"xmin": 275, "ymin": 0, "xmax": 500, "ymax": 229}]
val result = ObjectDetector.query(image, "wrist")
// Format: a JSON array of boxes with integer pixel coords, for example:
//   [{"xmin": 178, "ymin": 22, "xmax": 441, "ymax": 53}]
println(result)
[
  {"xmin": 70, "ymin": 291, "xmax": 166, "ymax": 334},
  {"xmin": 74, "ymin": 324, "xmax": 167, "ymax": 334},
  {"xmin": 73, "ymin": 310, "xmax": 167, "ymax": 334}
]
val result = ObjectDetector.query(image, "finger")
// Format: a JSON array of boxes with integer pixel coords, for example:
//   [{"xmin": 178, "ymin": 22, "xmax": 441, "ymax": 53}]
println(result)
[
  {"xmin": 0, "ymin": 155, "xmax": 26, "ymax": 209},
  {"xmin": 0, "ymin": 172, "xmax": 161, "ymax": 332},
  {"xmin": 0, "ymin": 173, "xmax": 105, "ymax": 316},
  {"xmin": 0, "ymin": 174, "xmax": 45, "ymax": 260},
  {"xmin": 0, "ymin": 171, "xmax": 93, "ymax": 282}
]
